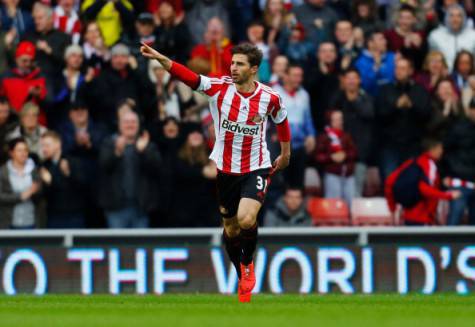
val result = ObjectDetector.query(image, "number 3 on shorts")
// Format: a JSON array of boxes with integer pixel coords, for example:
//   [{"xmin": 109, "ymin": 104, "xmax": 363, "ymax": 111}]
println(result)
[{"xmin": 256, "ymin": 176, "xmax": 267, "ymax": 191}]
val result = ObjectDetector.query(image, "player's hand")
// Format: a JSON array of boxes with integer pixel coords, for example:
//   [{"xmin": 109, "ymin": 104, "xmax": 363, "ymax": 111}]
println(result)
[
  {"xmin": 140, "ymin": 42, "xmax": 162, "ymax": 61},
  {"xmin": 271, "ymin": 153, "xmax": 290, "ymax": 174}
]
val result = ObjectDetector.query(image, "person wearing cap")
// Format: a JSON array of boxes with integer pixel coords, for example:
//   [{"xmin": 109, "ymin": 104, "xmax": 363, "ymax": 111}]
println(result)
[
  {"xmin": 51, "ymin": 45, "xmax": 94, "ymax": 129},
  {"xmin": 81, "ymin": 0, "xmax": 134, "ymax": 47},
  {"xmin": 0, "ymin": 40, "xmax": 48, "ymax": 125},
  {"xmin": 124, "ymin": 12, "xmax": 157, "ymax": 74},
  {"xmin": 58, "ymin": 101, "xmax": 106, "ymax": 226},
  {"xmin": 442, "ymin": 98, "xmax": 475, "ymax": 225},
  {"xmin": 23, "ymin": 2, "xmax": 71, "ymax": 80},
  {"xmin": 90, "ymin": 43, "xmax": 156, "ymax": 132}
]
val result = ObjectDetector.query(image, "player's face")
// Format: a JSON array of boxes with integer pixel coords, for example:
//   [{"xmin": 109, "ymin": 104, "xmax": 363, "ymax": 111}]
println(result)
[{"xmin": 230, "ymin": 54, "xmax": 257, "ymax": 84}]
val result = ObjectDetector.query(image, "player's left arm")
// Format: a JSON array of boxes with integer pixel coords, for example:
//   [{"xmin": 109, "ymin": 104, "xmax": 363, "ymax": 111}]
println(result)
[{"xmin": 270, "ymin": 95, "xmax": 291, "ymax": 172}]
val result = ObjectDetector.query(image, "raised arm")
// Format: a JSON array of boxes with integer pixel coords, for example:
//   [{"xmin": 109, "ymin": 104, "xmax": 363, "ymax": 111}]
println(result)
[{"xmin": 140, "ymin": 43, "xmax": 200, "ymax": 89}]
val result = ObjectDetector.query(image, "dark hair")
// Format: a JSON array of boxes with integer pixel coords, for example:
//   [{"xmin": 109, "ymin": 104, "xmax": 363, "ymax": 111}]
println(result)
[
  {"xmin": 399, "ymin": 4, "xmax": 416, "ymax": 16},
  {"xmin": 342, "ymin": 67, "xmax": 360, "ymax": 77},
  {"xmin": 364, "ymin": 29, "xmax": 384, "ymax": 48},
  {"xmin": 8, "ymin": 137, "xmax": 27, "ymax": 152},
  {"xmin": 286, "ymin": 63, "xmax": 303, "ymax": 73},
  {"xmin": 285, "ymin": 186, "xmax": 304, "ymax": 195},
  {"xmin": 422, "ymin": 138, "xmax": 442, "ymax": 151},
  {"xmin": 453, "ymin": 50, "xmax": 475, "ymax": 75},
  {"xmin": 231, "ymin": 43, "xmax": 263, "ymax": 67},
  {"xmin": 0, "ymin": 96, "xmax": 9, "ymax": 105}
]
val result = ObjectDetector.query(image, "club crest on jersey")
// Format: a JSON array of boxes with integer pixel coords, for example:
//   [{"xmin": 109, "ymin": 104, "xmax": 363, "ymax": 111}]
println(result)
[{"xmin": 221, "ymin": 119, "xmax": 260, "ymax": 136}]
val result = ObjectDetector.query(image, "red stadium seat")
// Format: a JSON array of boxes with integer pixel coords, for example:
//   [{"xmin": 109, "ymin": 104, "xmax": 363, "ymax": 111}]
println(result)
[
  {"xmin": 307, "ymin": 197, "xmax": 350, "ymax": 226},
  {"xmin": 351, "ymin": 198, "xmax": 394, "ymax": 226}
]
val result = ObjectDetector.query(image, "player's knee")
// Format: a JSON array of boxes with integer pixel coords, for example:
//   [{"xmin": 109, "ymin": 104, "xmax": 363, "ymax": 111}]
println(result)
[
  {"xmin": 237, "ymin": 212, "xmax": 256, "ymax": 229},
  {"xmin": 223, "ymin": 220, "xmax": 240, "ymax": 237}
]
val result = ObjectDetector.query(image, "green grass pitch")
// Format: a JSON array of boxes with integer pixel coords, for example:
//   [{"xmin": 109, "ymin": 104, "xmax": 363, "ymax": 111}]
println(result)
[{"xmin": 0, "ymin": 294, "xmax": 474, "ymax": 327}]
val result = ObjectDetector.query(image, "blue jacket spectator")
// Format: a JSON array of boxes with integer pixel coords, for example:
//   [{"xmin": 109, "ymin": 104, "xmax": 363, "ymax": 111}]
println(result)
[{"xmin": 355, "ymin": 31, "xmax": 395, "ymax": 97}]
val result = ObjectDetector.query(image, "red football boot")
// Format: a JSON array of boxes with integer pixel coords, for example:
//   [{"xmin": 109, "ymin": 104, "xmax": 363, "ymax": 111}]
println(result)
[{"xmin": 240, "ymin": 262, "xmax": 256, "ymax": 294}]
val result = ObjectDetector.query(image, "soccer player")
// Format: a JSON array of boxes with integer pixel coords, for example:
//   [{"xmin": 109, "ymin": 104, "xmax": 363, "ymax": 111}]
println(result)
[{"xmin": 141, "ymin": 42, "xmax": 291, "ymax": 302}]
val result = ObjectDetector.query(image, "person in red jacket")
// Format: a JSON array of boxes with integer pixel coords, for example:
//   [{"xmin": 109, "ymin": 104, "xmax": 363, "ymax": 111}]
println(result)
[
  {"xmin": 0, "ymin": 41, "xmax": 47, "ymax": 125},
  {"xmin": 190, "ymin": 17, "xmax": 233, "ymax": 77},
  {"xmin": 315, "ymin": 110, "xmax": 357, "ymax": 207},
  {"xmin": 385, "ymin": 139, "xmax": 461, "ymax": 226}
]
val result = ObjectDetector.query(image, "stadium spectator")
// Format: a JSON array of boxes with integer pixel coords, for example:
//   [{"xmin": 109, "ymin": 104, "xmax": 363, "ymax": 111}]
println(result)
[
  {"xmin": 98, "ymin": 110, "xmax": 161, "ymax": 228},
  {"xmin": 0, "ymin": 0, "xmax": 34, "ymax": 39},
  {"xmin": 39, "ymin": 131, "xmax": 87, "ymax": 228},
  {"xmin": 451, "ymin": 50, "xmax": 475, "ymax": 94},
  {"xmin": 263, "ymin": 187, "xmax": 311, "ymax": 227},
  {"xmin": 351, "ymin": 0, "xmax": 384, "ymax": 35},
  {"xmin": 315, "ymin": 110, "xmax": 357, "ymax": 207},
  {"xmin": 24, "ymin": 3, "xmax": 71, "ymax": 82},
  {"xmin": 81, "ymin": 21, "xmax": 110, "ymax": 73},
  {"xmin": 262, "ymin": 0, "xmax": 295, "ymax": 47},
  {"xmin": 0, "ymin": 137, "xmax": 41, "ymax": 229},
  {"xmin": 81, "ymin": 0, "xmax": 134, "ymax": 47},
  {"xmin": 442, "ymin": 98, "xmax": 475, "ymax": 225},
  {"xmin": 384, "ymin": 4, "xmax": 426, "ymax": 70},
  {"xmin": 386, "ymin": 139, "xmax": 461, "ymax": 226},
  {"xmin": 0, "ymin": 97, "xmax": 18, "ymax": 165},
  {"xmin": 355, "ymin": 30, "xmax": 395, "ymax": 97},
  {"xmin": 0, "ymin": 20, "xmax": 16, "ymax": 75},
  {"xmin": 58, "ymin": 101, "xmax": 106, "ymax": 227},
  {"xmin": 7, "ymin": 102, "xmax": 47, "ymax": 162},
  {"xmin": 268, "ymin": 54, "xmax": 288, "ymax": 87},
  {"xmin": 415, "ymin": 50, "xmax": 450, "ymax": 93},
  {"xmin": 153, "ymin": 1, "xmax": 191, "ymax": 64},
  {"xmin": 376, "ymin": 58, "xmax": 431, "ymax": 182},
  {"xmin": 190, "ymin": 17, "xmax": 233, "ymax": 77},
  {"xmin": 0, "ymin": 41, "xmax": 47, "ymax": 125},
  {"xmin": 277, "ymin": 21, "xmax": 315, "ymax": 67},
  {"xmin": 428, "ymin": 4, "xmax": 475, "ymax": 72},
  {"xmin": 329, "ymin": 68, "xmax": 375, "ymax": 197},
  {"xmin": 428, "ymin": 77, "xmax": 465, "ymax": 138},
  {"xmin": 124, "ymin": 12, "xmax": 157, "ymax": 74},
  {"xmin": 53, "ymin": 0, "xmax": 82, "ymax": 44},
  {"xmin": 273, "ymin": 64, "xmax": 315, "ymax": 188},
  {"xmin": 168, "ymin": 124, "xmax": 219, "ymax": 227},
  {"xmin": 185, "ymin": 0, "xmax": 230, "ymax": 46},
  {"xmin": 149, "ymin": 116, "xmax": 181, "ymax": 226},
  {"xmin": 89, "ymin": 43, "xmax": 156, "ymax": 131},
  {"xmin": 334, "ymin": 20, "xmax": 360, "ymax": 70},
  {"xmin": 51, "ymin": 45, "xmax": 94, "ymax": 129},
  {"xmin": 305, "ymin": 41, "xmax": 339, "ymax": 130},
  {"xmin": 247, "ymin": 21, "xmax": 272, "ymax": 83},
  {"xmin": 292, "ymin": 0, "xmax": 338, "ymax": 47}
]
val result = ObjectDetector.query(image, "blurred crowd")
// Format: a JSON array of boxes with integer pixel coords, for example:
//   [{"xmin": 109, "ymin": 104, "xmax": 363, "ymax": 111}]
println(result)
[{"xmin": 0, "ymin": 0, "xmax": 474, "ymax": 229}]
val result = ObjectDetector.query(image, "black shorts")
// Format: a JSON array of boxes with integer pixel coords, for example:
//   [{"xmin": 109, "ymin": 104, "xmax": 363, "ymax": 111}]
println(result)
[{"xmin": 216, "ymin": 168, "xmax": 272, "ymax": 218}]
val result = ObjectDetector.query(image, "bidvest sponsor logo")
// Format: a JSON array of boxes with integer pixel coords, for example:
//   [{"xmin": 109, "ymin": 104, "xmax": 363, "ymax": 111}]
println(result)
[{"xmin": 221, "ymin": 119, "xmax": 260, "ymax": 136}]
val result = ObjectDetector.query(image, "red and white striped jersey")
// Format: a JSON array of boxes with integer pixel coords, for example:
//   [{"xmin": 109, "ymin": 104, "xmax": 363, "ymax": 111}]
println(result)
[
  {"xmin": 53, "ymin": 6, "xmax": 82, "ymax": 44},
  {"xmin": 197, "ymin": 75, "xmax": 287, "ymax": 174}
]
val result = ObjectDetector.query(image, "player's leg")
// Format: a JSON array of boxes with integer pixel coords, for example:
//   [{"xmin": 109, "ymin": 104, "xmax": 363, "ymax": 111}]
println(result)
[
  {"xmin": 221, "ymin": 214, "xmax": 241, "ymax": 279},
  {"xmin": 235, "ymin": 198, "xmax": 261, "ymax": 299},
  {"xmin": 216, "ymin": 171, "xmax": 243, "ymax": 279},
  {"xmin": 236, "ymin": 198, "xmax": 261, "ymax": 265}
]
